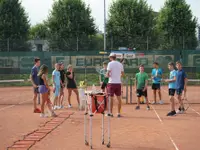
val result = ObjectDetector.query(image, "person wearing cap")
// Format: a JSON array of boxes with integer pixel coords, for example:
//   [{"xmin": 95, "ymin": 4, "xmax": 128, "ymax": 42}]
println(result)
[{"xmin": 106, "ymin": 53, "xmax": 124, "ymax": 118}]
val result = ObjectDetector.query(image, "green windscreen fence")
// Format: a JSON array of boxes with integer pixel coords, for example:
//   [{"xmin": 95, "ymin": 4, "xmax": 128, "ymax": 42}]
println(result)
[{"xmin": 0, "ymin": 50, "xmax": 200, "ymax": 78}]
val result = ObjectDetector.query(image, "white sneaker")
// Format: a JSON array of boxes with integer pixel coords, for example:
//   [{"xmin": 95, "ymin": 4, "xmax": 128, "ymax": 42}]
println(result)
[
  {"xmin": 68, "ymin": 104, "xmax": 72, "ymax": 108},
  {"xmin": 60, "ymin": 105, "xmax": 64, "ymax": 109},
  {"xmin": 57, "ymin": 106, "xmax": 61, "ymax": 109},
  {"xmin": 151, "ymin": 101, "xmax": 156, "ymax": 105},
  {"xmin": 159, "ymin": 100, "xmax": 164, "ymax": 105},
  {"xmin": 40, "ymin": 113, "xmax": 48, "ymax": 118},
  {"xmin": 53, "ymin": 106, "xmax": 57, "ymax": 110}
]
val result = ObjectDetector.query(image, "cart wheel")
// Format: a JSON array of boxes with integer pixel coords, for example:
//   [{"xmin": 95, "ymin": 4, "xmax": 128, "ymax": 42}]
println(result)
[
  {"xmin": 107, "ymin": 143, "xmax": 110, "ymax": 148},
  {"xmin": 102, "ymin": 141, "xmax": 104, "ymax": 145},
  {"xmin": 85, "ymin": 141, "xmax": 89, "ymax": 146}
]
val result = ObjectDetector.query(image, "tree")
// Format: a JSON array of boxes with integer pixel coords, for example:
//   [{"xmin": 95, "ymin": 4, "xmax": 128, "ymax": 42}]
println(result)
[
  {"xmin": 47, "ymin": 0, "xmax": 96, "ymax": 51},
  {"xmin": 0, "ymin": 0, "xmax": 30, "ymax": 51},
  {"xmin": 29, "ymin": 23, "xmax": 49, "ymax": 40},
  {"xmin": 106, "ymin": 0, "xmax": 157, "ymax": 50},
  {"xmin": 157, "ymin": 0, "xmax": 198, "ymax": 50}
]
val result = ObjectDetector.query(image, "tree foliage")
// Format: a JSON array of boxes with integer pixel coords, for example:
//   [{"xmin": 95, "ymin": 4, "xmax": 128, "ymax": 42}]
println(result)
[
  {"xmin": 47, "ymin": 0, "xmax": 96, "ymax": 51},
  {"xmin": 29, "ymin": 23, "xmax": 49, "ymax": 40},
  {"xmin": 107, "ymin": 0, "xmax": 157, "ymax": 50},
  {"xmin": 0, "ymin": 0, "xmax": 30, "ymax": 51},
  {"xmin": 157, "ymin": 0, "xmax": 198, "ymax": 50}
]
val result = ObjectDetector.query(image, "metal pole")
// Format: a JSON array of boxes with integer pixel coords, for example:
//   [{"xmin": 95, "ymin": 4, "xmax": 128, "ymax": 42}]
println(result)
[
  {"xmin": 7, "ymin": 38, "xmax": 9, "ymax": 52},
  {"xmin": 147, "ymin": 36, "xmax": 149, "ymax": 50},
  {"xmin": 130, "ymin": 78, "xmax": 133, "ymax": 104},
  {"xmin": 77, "ymin": 36, "xmax": 79, "ymax": 51},
  {"xmin": 104, "ymin": 0, "xmax": 106, "ymax": 53}
]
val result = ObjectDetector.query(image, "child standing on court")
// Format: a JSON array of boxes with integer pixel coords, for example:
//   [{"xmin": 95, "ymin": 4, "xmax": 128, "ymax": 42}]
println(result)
[
  {"xmin": 52, "ymin": 63, "xmax": 61, "ymax": 110},
  {"xmin": 38, "ymin": 65, "xmax": 57, "ymax": 118},
  {"xmin": 135, "ymin": 64, "xmax": 150, "ymax": 110},
  {"xmin": 66, "ymin": 65, "xmax": 80, "ymax": 108},
  {"xmin": 99, "ymin": 61, "xmax": 109, "ymax": 92},
  {"xmin": 59, "ymin": 62, "xmax": 66, "ymax": 109},
  {"xmin": 165, "ymin": 62, "xmax": 177, "ymax": 116},
  {"xmin": 175, "ymin": 61, "xmax": 187, "ymax": 114},
  {"xmin": 151, "ymin": 62, "xmax": 163, "ymax": 104}
]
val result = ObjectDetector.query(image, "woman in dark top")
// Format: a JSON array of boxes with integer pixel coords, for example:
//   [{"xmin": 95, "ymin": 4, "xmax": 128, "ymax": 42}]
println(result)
[{"xmin": 66, "ymin": 65, "xmax": 80, "ymax": 108}]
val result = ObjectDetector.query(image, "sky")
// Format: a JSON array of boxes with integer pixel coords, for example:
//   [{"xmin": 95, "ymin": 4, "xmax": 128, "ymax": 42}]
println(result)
[{"xmin": 21, "ymin": 0, "xmax": 200, "ymax": 31}]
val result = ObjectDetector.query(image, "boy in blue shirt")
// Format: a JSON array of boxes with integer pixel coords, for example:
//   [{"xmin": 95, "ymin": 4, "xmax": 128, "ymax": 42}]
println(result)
[
  {"xmin": 175, "ymin": 61, "xmax": 187, "ymax": 114},
  {"xmin": 52, "ymin": 63, "xmax": 61, "ymax": 110},
  {"xmin": 165, "ymin": 62, "xmax": 177, "ymax": 116},
  {"xmin": 151, "ymin": 62, "xmax": 163, "ymax": 104}
]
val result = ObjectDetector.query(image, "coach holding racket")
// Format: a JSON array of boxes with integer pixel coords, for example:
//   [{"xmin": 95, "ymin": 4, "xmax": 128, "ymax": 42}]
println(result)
[{"xmin": 106, "ymin": 53, "xmax": 124, "ymax": 118}]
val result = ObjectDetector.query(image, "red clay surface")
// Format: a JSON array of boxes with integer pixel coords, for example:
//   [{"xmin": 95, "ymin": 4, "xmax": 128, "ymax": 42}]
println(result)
[{"xmin": 0, "ymin": 86, "xmax": 200, "ymax": 150}]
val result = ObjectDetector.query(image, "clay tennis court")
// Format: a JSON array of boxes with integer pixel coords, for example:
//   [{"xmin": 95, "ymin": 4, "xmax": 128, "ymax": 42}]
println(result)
[{"xmin": 0, "ymin": 85, "xmax": 200, "ymax": 150}]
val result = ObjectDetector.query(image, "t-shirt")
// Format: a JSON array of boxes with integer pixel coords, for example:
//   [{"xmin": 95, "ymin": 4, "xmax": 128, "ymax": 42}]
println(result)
[
  {"xmin": 31, "ymin": 66, "xmax": 39, "ymax": 85},
  {"xmin": 135, "ymin": 72, "xmax": 148, "ymax": 89},
  {"xmin": 152, "ymin": 68, "xmax": 163, "ymax": 84},
  {"xmin": 176, "ymin": 69, "xmax": 187, "ymax": 89},
  {"xmin": 52, "ymin": 70, "xmax": 60, "ymax": 86},
  {"xmin": 100, "ymin": 68, "xmax": 109, "ymax": 84},
  {"xmin": 59, "ymin": 70, "xmax": 66, "ymax": 83},
  {"xmin": 169, "ymin": 70, "xmax": 177, "ymax": 89},
  {"xmin": 66, "ymin": 71, "xmax": 77, "ymax": 88},
  {"xmin": 107, "ymin": 61, "xmax": 124, "ymax": 84}
]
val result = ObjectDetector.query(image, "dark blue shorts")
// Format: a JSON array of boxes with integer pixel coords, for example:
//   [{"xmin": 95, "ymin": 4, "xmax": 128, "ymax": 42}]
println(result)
[{"xmin": 176, "ymin": 88, "xmax": 183, "ymax": 95}]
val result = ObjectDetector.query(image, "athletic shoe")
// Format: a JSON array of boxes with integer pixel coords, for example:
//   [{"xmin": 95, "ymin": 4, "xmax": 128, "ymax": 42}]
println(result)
[
  {"xmin": 135, "ymin": 106, "xmax": 140, "ymax": 110},
  {"xmin": 147, "ymin": 106, "xmax": 150, "ymax": 110},
  {"xmin": 53, "ymin": 106, "xmax": 57, "ymax": 110},
  {"xmin": 176, "ymin": 107, "xmax": 184, "ymax": 114},
  {"xmin": 117, "ymin": 113, "xmax": 121, "ymax": 118},
  {"xmin": 57, "ymin": 106, "xmax": 61, "ymax": 109},
  {"xmin": 159, "ymin": 100, "xmax": 164, "ymax": 105},
  {"xmin": 40, "ymin": 113, "xmax": 48, "ymax": 118},
  {"xmin": 167, "ymin": 110, "xmax": 176, "ymax": 116},
  {"xmin": 51, "ymin": 112, "xmax": 57, "ymax": 117},
  {"xmin": 60, "ymin": 105, "xmax": 64, "ymax": 109},
  {"xmin": 105, "ymin": 113, "xmax": 113, "ymax": 117},
  {"xmin": 34, "ymin": 108, "xmax": 41, "ymax": 113},
  {"xmin": 151, "ymin": 101, "xmax": 157, "ymax": 105},
  {"xmin": 68, "ymin": 104, "xmax": 72, "ymax": 108}
]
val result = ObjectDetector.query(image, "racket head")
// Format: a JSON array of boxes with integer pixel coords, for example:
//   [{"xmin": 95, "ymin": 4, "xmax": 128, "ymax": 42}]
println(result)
[{"xmin": 182, "ymin": 91, "xmax": 190, "ymax": 111}]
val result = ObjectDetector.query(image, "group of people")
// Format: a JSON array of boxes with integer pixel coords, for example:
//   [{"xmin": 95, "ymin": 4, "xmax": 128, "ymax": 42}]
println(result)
[
  {"xmin": 134, "ymin": 61, "xmax": 187, "ymax": 116},
  {"xmin": 30, "ymin": 58, "xmax": 80, "ymax": 118},
  {"xmin": 99, "ymin": 53, "xmax": 187, "ymax": 117},
  {"xmin": 30, "ymin": 53, "xmax": 187, "ymax": 118}
]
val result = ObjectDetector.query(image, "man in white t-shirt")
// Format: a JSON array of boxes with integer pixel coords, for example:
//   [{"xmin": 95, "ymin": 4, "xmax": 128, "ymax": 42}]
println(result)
[{"xmin": 106, "ymin": 53, "xmax": 124, "ymax": 118}]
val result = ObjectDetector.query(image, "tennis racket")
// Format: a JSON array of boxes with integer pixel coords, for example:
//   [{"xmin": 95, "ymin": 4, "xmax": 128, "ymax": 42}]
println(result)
[{"xmin": 182, "ymin": 91, "xmax": 190, "ymax": 111}]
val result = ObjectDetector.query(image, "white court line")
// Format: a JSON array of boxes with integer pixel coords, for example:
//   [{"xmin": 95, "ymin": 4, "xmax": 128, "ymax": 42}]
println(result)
[
  {"xmin": 151, "ymin": 105, "xmax": 179, "ymax": 150},
  {"xmin": 0, "ymin": 105, "xmax": 15, "ymax": 111},
  {"xmin": 162, "ymin": 88, "xmax": 200, "ymax": 116},
  {"xmin": 0, "ymin": 99, "xmax": 32, "ymax": 112}
]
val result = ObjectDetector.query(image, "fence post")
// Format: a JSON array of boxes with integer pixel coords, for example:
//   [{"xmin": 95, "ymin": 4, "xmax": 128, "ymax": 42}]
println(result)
[
  {"xmin": 130, "ymin": 77, "xmax": 133, "ymax": 104},
  {"xmin": 125, "ymin": 76, "xmax": 129, "ymax": 104}
]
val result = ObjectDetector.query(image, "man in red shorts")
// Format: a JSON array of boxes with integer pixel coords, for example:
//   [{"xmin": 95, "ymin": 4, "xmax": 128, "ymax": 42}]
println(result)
[{"xmin": 106, "ymin": 53, "xmax": 124, "ymax": 118}]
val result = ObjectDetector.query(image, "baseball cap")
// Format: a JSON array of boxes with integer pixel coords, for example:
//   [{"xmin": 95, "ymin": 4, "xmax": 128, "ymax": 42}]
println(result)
[{"xmin": 109, "ymin": 53, "xmax": 116, "ymax": 57}]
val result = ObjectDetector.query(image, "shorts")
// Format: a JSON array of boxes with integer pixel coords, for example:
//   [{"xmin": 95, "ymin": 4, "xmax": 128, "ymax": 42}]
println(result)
[
  {"xmin": 169, "ymin": 89, "xmax": 176, "ymax": 96},
  {"xmin": 152, "ymin": 83, "xmax": 161, "ymax": 90},
  {"xmin": 38, "ymin": 85, "xmax": 48, "ymax": 94},
  {"xmin": 176, "ymin": 88, "xmax": 183, "ymax": 95},
  {"xmin": 107, "ymin": 83, "xmax": 121, "ymax": 97},
  {"xmin": 54, "ymin": 85, "xmax": 60, "ymax": 97},
  {"xmin": 136, "ymin": 89, "xmax": 147, "ymax": 97},
  {"xmin": 101, "ymin": 82, "xmax": 107, "ymax": 90},
  {"xmin": 33, "ymin": 87, "xmax": 39, "ymax": 93}
]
